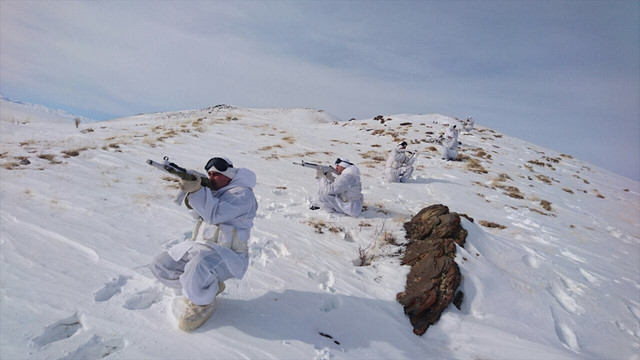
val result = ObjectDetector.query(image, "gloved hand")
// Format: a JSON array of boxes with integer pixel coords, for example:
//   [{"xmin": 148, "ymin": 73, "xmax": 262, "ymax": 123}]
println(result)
[
  {"xmin": 179, "ymin": 178, "xmax": 202, "ymax": 193},
  {"xmin": 315, "ymin": 168, "xmax": 325, "ymax": 179}
]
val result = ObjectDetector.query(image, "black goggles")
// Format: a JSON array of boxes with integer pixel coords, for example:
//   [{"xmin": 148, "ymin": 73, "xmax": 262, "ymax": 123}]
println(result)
[
  {"xmin": 335, "ymin": 158, "xmax": 353, "ymax": 166},
  {"xmin": 205, "ymin": 157, "xmax": 232, "ymax": 172}
]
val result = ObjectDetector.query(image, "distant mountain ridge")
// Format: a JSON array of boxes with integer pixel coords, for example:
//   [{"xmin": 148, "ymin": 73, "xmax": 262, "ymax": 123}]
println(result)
[{"xmin": 0, "ymin": 94, "xmax": 95, "ymax": 123}]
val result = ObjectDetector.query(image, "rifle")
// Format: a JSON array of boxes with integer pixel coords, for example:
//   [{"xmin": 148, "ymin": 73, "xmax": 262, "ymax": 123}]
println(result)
[
  {"xmin": 146, "ymin": 156, "xmax": 211, "ymax": 205},
  {"xmin": 293, "ymin": 160, "xmax": 339, "ymax": 179}
]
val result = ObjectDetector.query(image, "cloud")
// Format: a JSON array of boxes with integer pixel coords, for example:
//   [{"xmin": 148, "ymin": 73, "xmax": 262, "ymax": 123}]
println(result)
[{"xmin": 1, "ymin": 1, "xmax": 638, "ymax": 179}]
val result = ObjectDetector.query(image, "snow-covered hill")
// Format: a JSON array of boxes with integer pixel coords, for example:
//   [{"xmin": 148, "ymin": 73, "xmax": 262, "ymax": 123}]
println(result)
[{"xmin": 0, "ymin": 103, "xmax": 638, "ymax": 359}]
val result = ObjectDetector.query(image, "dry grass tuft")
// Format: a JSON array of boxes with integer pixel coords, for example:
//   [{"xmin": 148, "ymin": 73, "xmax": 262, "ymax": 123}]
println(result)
[
  {"xmin": 562, "ymin": 188, "xmax": 574, "ymax": 194},
  {"xmin": 465, "ymin": 158, "xmax": 488, "ymax": 174},
  {"xmin": 479, "ymin": 220, "xmax": 506, "ymax": 229},
  {"xmin": 328, "ymin": 226, "xmax": 342, "ymax": 234},
  {"xmin": 495, "ymin": 184, "xmax": 524, "ymax": 199},
  {"xmin": 540, "ymin": 200, "xmax": 552, "ymax": 211},
  {"xmin": 37, "ymin": 154, "xmax": 61, "ymax": 164},
  {"xmin": 1, "ymin": 162, "xmax": 21, "ymax": 170},
  {"xmin": 536, "ymin": 174, "xmax": 552, "ymax": 185},
  {"xmin": 61, "ymin": 146, "xmax": 91, "ymax": 158},
  {"xmin": 361, "ymin": 150, "xmax": 386, "ymax": 162},
  {"xmin": 493, "ymin": 173, "xmax": 512, "ymax": 182},
  {"xmin": 306, "ymin": 219, "xmax": 328, "ymax": 234},
  {"xmin": 475, "ymin": 149, "xmax": 492, "ymax": 159}
]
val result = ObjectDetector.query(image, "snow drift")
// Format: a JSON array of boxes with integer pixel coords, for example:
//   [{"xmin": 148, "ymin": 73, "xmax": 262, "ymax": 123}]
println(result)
[{"xmin": 1, "ymin": 100, "xmax": 638, "ymax": 359}]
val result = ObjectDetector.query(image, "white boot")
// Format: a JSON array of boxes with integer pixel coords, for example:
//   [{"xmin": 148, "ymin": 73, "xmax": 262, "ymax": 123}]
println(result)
[{"xmin": 178, "ymin": 300, "xmax": 216, "ymax": 332}]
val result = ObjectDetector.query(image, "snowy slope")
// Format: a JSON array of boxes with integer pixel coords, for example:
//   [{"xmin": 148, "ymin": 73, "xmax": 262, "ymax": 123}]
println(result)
[{"xmin": 0, "ymin": 103, "xmax": 638, "ymax": 359}]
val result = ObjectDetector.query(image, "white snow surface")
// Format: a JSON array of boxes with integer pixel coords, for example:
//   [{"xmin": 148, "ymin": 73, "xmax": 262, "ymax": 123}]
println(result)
[{"xmin": 1, "ymin": 102, "xmax": 639, "ymax": 359}]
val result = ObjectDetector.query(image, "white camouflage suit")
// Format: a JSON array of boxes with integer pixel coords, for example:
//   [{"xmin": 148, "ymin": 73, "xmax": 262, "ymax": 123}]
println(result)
[
  {"xmin": 151, "ymin": 168, "xmax": 258, "ymax": 306},
  {"xmin": 384, "ymin": 146, "xmax": 416, "ymax": 182},
  {"xmin": 315, "ymin": 162, "xmax": 363, "ymax": 217},
  {"xmin": 463, "ymin": 117, "xmax": 474, "ymax": 132},
  {"xmin": 442, "ymin": 125, "xmax": 459, "ymax": 161}
]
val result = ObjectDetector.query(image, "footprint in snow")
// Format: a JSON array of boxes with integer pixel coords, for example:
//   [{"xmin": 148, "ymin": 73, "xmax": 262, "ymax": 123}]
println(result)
[
  {"xmin": 59, "ymin": 335, "xmax": 125, "ymax": 360},
  {"xmin": 550, "ymin": 282, "xmax": 585, "ymax": 315},
  {"xmin": 319, "ymin": 295, "xmax": 343, "ymax": 313},
  {"xmin": 259, "ymin": 202, "xmax": 287, "ymax": 219},
  {"xmin": 607, "ymin": 226, "xmax": 623, "ymax": 239},
  {"xmin": 551, "ymin": 309, "xmax": 580, "ymax": 353},
  {"xmin": 522, "ymin": 254, "xmax": 541, "ymax": 268},
  {"xmin": 313, "ymin": 346, "xmax": 334, "ymax": 360},
  {"xmin": 308, "ymin": 270, "xmax": 335, "ymax": 293},
  {"xmin": 31, "ymin": 313, "xmax": 83, "ymax": 348},
  {"xmin": 94, "ymin": 275, "xmax": 132, "ymax": 302},
  {"xmin": 578, "ymin": 268, "xmax": 601, "ymax": 286},
  {"xmin": 521, "ymin": 245, "xmax": 544, "ymax": 268},
  {"xmin": 560, "ymin": 249, "xmax": 586, "ymax": 264},
  {"xmin": 122, "ymin": 287, "xmax": 163, "ymax": 310},
  {"xmin": 249, "ymin": 238, "xmax": 290, "ymax": 267},
  {"xmin": 554, "ymin": 320, "xmax": 581, "ymax": 353}
]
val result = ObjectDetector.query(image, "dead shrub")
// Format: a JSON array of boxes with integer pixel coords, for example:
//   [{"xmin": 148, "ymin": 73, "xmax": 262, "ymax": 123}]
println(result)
[
  {"xmin": 282, "ymin": 136, "xmax": 295, "ymax": 144},
  {"xmin": 81, "ymin": 128, "xmax": 94, "ymax": 134},
  {"xmin": 540, "ymin": 200, "xmax": 552, "ymax": 211},
  {"xmin": 562, "ymin": 188, "xmax": 574, "ymax": 194}
]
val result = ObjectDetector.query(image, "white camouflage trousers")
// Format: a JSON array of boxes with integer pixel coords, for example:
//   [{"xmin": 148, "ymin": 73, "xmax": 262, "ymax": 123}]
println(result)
[
  {"xmin": 151, "ymin": 247, "xmax": 234, "ymax": 306},
  {"xmin": 384, "ymin": 165, "xmax": 414, "ymax": 183}
]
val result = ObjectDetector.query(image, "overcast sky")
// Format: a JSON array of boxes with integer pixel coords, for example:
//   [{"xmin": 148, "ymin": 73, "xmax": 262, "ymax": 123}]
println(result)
[{"xmin": 1, "ymin": 1, "xmax": 638, "ymax": 180}]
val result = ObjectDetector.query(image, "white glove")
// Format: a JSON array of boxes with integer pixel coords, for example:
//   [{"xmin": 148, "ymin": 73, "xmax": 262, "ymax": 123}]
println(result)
[
  {"xmin": 315, "ymin": 168, "xmax": 325, "ymax": 179},
  {"xmin": 179, "ymin": 178, "xmax": 202, "ymax": 193}
]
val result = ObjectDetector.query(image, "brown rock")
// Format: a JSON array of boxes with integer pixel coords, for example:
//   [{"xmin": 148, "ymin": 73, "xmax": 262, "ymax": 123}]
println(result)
[{"xmin": 397, "ymin": 204, "xmax": 467, "ymax": 335}]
